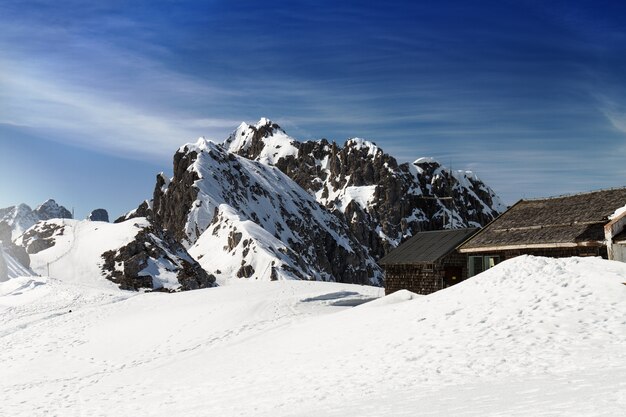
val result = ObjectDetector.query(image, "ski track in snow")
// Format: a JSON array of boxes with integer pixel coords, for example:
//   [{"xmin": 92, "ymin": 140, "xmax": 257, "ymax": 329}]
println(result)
[{"xmin": 1, "ymin": 256, "xmax": 626, "ymax": 416}]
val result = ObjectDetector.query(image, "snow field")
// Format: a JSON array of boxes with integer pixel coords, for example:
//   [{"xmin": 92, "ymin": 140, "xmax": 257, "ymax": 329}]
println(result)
[{"xmin": 0, "ymin": 255, "xmax": 625, "ymax": 416}]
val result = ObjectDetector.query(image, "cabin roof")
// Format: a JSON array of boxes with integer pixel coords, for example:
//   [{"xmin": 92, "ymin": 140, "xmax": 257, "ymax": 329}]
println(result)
[
  {"xmin": 459, "ymin": 187, "xmax": 626, "ymax": 252},
  {"xmin": 379, "ymin": 228, "xmax": 479, "ymax": 265}
]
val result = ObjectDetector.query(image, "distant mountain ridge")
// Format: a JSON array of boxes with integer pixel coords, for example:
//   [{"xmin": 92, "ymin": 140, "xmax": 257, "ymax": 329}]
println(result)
[
  {"xmin": 0, "ymin": 199, "xmax": 72, "ymax": 239},
  {"xmin": 224, "ymin": 118, "xmax": 505, "ymax": 259},
  {"xmin": 3, "ymin": 119, "xmax": 504, "ymax": 287},
  {"xmin": 123, "ymin": 118, "xmax": 505, "ymax": 284}
]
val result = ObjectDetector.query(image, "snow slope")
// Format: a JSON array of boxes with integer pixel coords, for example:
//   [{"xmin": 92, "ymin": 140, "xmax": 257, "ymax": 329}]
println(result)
[
  {"xmin": 15, "ymin": 218, "xmax": 212, "ymax": 291},
  {"xmin": 1, "ymin": 255, "xmax": 625, "ymax": 416},
  {"xmin": 19, "ymin": 219, "xmax": 143, "ymax": 289}
]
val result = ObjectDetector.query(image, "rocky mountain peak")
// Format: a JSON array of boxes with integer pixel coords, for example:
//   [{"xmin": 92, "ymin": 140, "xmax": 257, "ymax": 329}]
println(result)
[
  {"xmin": 224, "ymin": 119, "xmax": 505, "ymax": 259},
  {"xmin": 223, "ymin": 118, "xmax": 297, "ymax": 165},
  {"xmin": 151, "ymin": 137, "xmax": 381, "ymax": 284},
  {"xmin": 1, "ymin": 199, "xmax": 72, "ymax": 239},
  {"xmin": 87, "ymin": 209, "xmax": 109, "ymax": 222},
  {"xmin": 34, "ymin": 199, "xmax": 72, "ymax": 220}
]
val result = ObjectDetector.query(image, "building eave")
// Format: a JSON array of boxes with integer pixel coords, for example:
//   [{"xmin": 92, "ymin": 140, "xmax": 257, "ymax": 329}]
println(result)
[{"xmin": 458, "ymin": 241, "xmax": 605, "ymax": 253}]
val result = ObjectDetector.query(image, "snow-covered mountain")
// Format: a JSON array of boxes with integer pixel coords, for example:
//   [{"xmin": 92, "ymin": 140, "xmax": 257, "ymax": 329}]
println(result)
[
  {"xmin": 0, "ymin": 199, "xmax": 72, "ymax": 239},
  {"xmin": 225, "ymin": 118, "xmax": 505, "ymax": 258},
  {"xmin": 151, "ymin": 139, "xmax": 380, "ymax": 284},
  {"xmin": 17, "ymin": 218, "xmax": 214, "ymax": 291},
  {"xmin": 120, "ymin": 118, "xmax": 504, "ymax": 284}
]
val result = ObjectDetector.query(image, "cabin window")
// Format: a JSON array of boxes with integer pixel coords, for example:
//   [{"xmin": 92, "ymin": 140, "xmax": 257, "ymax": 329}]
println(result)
[
  {"xmin": 423, "ymin": 263, "xmax": 434, "ymax": 272},
  {"xmin": 468, "ymin": 255, "xmax": 500, "ymax": 277}
]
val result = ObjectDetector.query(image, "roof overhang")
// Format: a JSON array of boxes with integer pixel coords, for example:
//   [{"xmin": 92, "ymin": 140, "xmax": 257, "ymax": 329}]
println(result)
[{"xmin": 458, "ymin": 241, "xmax": 605, "ymax": 253}]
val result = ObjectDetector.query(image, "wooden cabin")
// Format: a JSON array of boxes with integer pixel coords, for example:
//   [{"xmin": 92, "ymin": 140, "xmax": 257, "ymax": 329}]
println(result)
[
  {"xmin": 380, "ymin": 228, "xmax": 479, "ymax": 295},
  {"xmin": 458, "ymin": 187, "xmax": 626, "ymax": 276}
]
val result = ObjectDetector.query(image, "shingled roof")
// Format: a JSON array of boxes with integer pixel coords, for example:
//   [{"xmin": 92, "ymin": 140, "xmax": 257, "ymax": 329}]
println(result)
[
  {"xmin": 379, "ymin": 228, "xmax": 478, "ymax": 265},
  {"xmin": 459, "ymin": 187, "xmax": 626, "ymax": 252}
]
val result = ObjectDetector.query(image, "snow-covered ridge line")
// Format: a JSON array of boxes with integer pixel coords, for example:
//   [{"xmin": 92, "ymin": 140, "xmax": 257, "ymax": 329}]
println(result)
[
  {"xmin": 0, "ymin": 199, "xmax": 72, "ymax": 240},
  {"xmin": 153, "ymin": 137, "xmax": 381, "ymax": 284},
  {"xmin": 224, "ymin": 118, "xmax": 505, "ymax": 259}
]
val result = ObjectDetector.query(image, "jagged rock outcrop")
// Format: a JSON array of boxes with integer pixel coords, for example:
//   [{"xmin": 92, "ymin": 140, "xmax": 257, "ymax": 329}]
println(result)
[
  {"xmin": 18, "ymin": 222, "xmax": 67, "ymax": 255},
  {"xmin": 0, "ymin": 199, "xmax": 72, "ymax": 239},
  {"xmin": 87, "ymin": 209, "xmax": 109, "ymax": 222},
  {"xmin": 151, "ymin": 138, "xmax": 380, "ymax": 284},
  {"xmin": 114, "ymin": 200, "xmax": 153, "ymax": 223},
  {"xmin": 34, "ymin": 199, "xmax": 72, "ymax": 221},
  {"xmin": 225, "ymin": 119, "xmax": 505, "ymax": 259},
  {"xmin": 101, "ymin": 225, "xmax": 215, "ymax": 291}
]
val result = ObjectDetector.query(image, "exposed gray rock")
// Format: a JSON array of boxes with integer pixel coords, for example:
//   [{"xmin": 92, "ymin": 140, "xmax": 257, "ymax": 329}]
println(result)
[
  {"xmin": 225, "ymin": 119, "xmax": 505, "ymax": 260},
  {"xmin": 151, "ymin": 139, "xmax": 380, "ymax": 284},
  {"xmin": 34, "ymin": 199, "xmax": 72, "ymax": 221},
  {"xmin": 114, "ymin": 200, "xmax": 153, "ymax": 223},
  {"xmin": 87, "ymin": 209, "xmax": 109, "ymax": 222},
  {"xmin": 19, "ymin": 222, "xmax": 66, "ymax": 255},
  {"xmin": 101, "ymin": 225, "xmax": 216, "ymax": 292},
  {"xmin": 0, "ymin": 200, "xmax": 72, "ymax": 239}
]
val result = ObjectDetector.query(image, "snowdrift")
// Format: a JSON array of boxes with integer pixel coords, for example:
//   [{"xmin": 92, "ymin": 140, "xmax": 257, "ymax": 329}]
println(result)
[{"xmin": 1, "ymin": 256, "xmax": 625, "ymax": 416}]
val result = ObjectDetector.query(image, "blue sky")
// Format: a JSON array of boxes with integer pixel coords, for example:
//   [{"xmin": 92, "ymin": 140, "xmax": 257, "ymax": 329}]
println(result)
[{"xmin": 2, "ymin": 0, "xmax": 626, "ymax": 219}]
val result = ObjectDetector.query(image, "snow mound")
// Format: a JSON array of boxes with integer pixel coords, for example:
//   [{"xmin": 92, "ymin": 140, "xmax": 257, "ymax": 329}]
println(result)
[{"xmin": 2, "ymin": 256, "xmax": 624, "ymax": 416}]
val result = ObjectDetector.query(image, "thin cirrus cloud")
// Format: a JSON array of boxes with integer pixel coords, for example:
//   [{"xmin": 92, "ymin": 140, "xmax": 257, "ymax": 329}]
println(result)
[{"xmin": 2, "ymin": 0, "xmax": 626, "ymax": 210}]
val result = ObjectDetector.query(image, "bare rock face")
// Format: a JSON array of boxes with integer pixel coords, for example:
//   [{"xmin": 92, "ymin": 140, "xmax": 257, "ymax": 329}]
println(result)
[
  {"xmin": 151, "ymin": 139, "xmax": 380, "ymax": 284},
  {"xmin": 114, "ymin": 200, "xmax": 153, "ymax": 224},
  {"xmin": 153, "ymin": 159, "xmax": 199, "ymax": 245},
  {"xmin": 225, "ymin": 119, "xmax": 505, "ymax": 260},
  {"xmin": 0, "ymin": 200, "xmax": 72, "ymax": 240},
  {"xmin": 19, "ymin": 222, "xmax": 66, "ymax": 255},
  {"xmin": 101, "ymin": 225, "xmax": 216, "ymax": 292},
  {"xmin": 34, "ymin": 199, "xmax": 72, "ymax": 221},
  {"xmin": 87, "ymin": 209, "xmax": 109, "ymax": 222}
]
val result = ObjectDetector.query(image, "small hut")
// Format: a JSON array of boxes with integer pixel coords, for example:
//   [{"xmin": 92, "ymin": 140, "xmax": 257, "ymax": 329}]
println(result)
[
  {"xmin": 379, "ymin": 228, "xmax": 479, "ymax": 295},
  {"xmin": 458, "ymin": 187, "xmax": 626, "ymax": 275}
]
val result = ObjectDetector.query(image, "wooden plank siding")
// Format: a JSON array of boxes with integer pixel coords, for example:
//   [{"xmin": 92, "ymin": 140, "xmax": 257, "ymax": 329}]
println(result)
[
  {"xmin": 384, "ymin": 252, "xmax": 469, "ymax": 295},
  {"xmin": 470, "ymin": 246, "xmax": 607, "ymax": 262}
]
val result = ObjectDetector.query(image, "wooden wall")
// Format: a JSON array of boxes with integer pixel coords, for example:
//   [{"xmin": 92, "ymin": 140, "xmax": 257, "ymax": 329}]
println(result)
[
  {"xmin": 383, "ymin": 252, "xmax": 468, "ymax": 295},
  {"xmin": 475, "ymin": 246, "xmax": 607, "ymax": 262}
]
